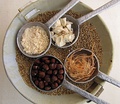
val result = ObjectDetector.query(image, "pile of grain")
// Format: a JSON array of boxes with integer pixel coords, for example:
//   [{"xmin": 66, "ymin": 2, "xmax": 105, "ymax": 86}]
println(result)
[
  {"xmin": 21, "ymin": 26, "xmax": 49, "ymax": 54},
  {"xmin": 16, "ymin": 10, "xmax": 102, "ymax": 95}
]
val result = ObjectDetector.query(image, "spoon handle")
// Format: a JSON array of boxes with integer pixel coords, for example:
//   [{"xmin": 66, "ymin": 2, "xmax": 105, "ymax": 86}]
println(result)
[
  {"xmin": 77, "ymin": 0, "xmax": 120, "ymax": 24},
  {"xmin": 63, "ymin": 80, "xmax": 109, "ymax": 104},
  {"xmin": 97, "ymin": 71, "xmax": 120, "ymax": 88},
  {"xmin": 45, "ymin": 0, "xmax": 80, "ymax": 28}
]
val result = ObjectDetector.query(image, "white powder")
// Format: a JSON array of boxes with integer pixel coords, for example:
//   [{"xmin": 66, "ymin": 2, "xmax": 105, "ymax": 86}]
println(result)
[{"xmin": 21, "ymin": 26, "xmax": 49, "ymax": 54}]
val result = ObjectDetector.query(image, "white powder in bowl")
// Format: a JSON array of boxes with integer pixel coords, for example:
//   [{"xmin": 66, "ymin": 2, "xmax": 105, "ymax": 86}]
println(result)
[{"xmin": 21, "ymin": 26, "xmax": 49, "ymax": 54}]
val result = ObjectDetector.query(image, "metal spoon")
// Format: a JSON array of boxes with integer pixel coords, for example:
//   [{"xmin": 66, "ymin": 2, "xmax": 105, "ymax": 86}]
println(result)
[
  {"xmin": 30, "ymin": 55, "xmax": 109, "ymax": 104},
  {"xmin": 17, "ymin": 0, "xmax": 80, "ymax": 58},
  {"xmin": 63, "ymin": 79, "xmax": 109, "ymax": 104},
  {"xmin": 61, "ymin": 0, "xmax": 120, "ymax": 46},
  {"xmin": 78, "ymin": 0, "xmax": 120, "ymax": 25},
  {"xmin": 64, "ymin": 48, "xmax": 120, "ymax": 88}
]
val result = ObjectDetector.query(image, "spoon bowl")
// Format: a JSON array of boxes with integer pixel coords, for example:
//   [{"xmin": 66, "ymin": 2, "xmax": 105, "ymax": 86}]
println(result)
[
  {"xmin": 51, "ymin": 15, "xmax": 79, "ymax": 48},
  {"xmin": 30, "ymin": 55, "xmax": 65, "ymax": 92},
  {"xmin": 17, "ymin": 22, "xmax": 51, "ymax": 58},
  {"xmin": 64, "ymin": 48, "xmax": 99, "ymax": 83},
  {"xmin": 64, "ymin": 48, "xmax": 120, "ymax": 88}
]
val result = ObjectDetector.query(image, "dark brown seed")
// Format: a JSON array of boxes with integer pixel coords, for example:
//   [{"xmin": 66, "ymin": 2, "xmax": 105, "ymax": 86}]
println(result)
[
  {"xmin": 52, "ymin": 75, "xmax": 58, "ymax": 82},
  {"xmin": 51, "ymin": 58, "xmax": 56, "ymax": 63},
  {"xmin": 52, "ymin": 64, "xmax": 57, "ymax": 69},
  {"xmin": 47, "ymin": 70, "xmax": 52, "ymax": 75},
  {"xmin": 54, "ymin": 82, "xmax": 59, "ymax": 87},
  {"xmin": 53, "ymin": 70, "xmax": 57, "ymax": 75},
  {"xmin": 49, "ymin": 64, "xmax": 56, "ymax": 70},
  {"xmin": 58, "ymin": 75, "xmax": 64, "ymax": 80},
  {"xmin": 56, "ymin": 61, "xmax": 59, "ymax": 64},
  {"xmin": 57, "ymin": 64, "xmax": 63, "ymax": 69},
  {"xmin": 33, "ymin": 65, "xmax": 39, "ymax": 70},
  {"xmin": 45, "ymin": 86, "xmax": 51, "ymax": 91},
  {"xmin": 34, "ymin": 80, "xmax": 39, "ymax": 86},
  {"xmin": 34, "ymin": 59, "xmax": 41, "ymax": 64},
  {"xmin": 45, "ymin": 75, "xmax": 51, "ymax": 82},
  {"xmin": 59, "ymin": 69, "xmax": 64, "ymax": 74},
  {"xmin": 39, "ymin": 71, "xmax": 45, "ymax": 78},
  {"xmin": 42, "ymin": 57, "xmax": 49, "ymax": 61},
  {"xmin": 31, "ymin": 71, "xmax": 36, "ymax": 76},
  {"xmin": 38, "ymin": 77, "xmax": 42, "ymax": 81},
  {"xmin": 52, "ymin": 82, "xmax": 58, "ymax": 89},
  {"xmin": 42, "ymin": 64, "xmax": 49, "ymax": 70},
  {"xmin": 32, "ymin": 77, "xmax": 37, "ymax": 81},
  {"xmin": 44, "ymin": 81, "xmax": 48, "ymax": 86},
  {"xmin": 31, "ymin": 70, "xmax": 38, "ymax": 76},
  {"xmin": 41, "ymin": 62, "xmax": 45, "ymax": 66},
  {"xmin": 39, "ymin": 81, "xmax": 44, "ymax": 89},
  {"xmin": 45, "ymin": 59, "xmax": 50, "ymax": 64},
  {"xmin": 57, "ymin": 79, "xmax": 61, "ymax": 84}
]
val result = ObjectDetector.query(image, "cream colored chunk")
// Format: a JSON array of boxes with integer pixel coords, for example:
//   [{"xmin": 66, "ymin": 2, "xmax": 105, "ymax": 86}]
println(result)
[
  {"xmin": 60, "ymin": 18, "xmax": 67, "ymax": 27},
  {"xmin": 53, "ymin": 26, "xmax": 64, "ymax": 34},
  {"xmin": 55, "ymin": 36, "xmax": 66, "ymax": 47},
  {"xmin": 53, "ymin": 19, "xmax": 61, "ymax": 28},
  {"xmin": 51, "ymin": 17, "xmax": 75, "ymax": 47}
]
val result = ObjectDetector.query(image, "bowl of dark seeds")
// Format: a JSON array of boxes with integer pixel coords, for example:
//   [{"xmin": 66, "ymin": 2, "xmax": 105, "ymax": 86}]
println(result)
[{"xmin": 30, "ymin": 55, "xmax": 65, "ymax": 92}]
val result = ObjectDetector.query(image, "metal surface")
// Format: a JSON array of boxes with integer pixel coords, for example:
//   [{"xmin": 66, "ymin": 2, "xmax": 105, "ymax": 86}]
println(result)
[
  {"xmin": 97, "ymin": 71, "xmax": 120, "ymax": 88},
  {"xmin": 77, "ymin": 0, "xmax": 120, "ymax": 24},
  {"xmin": 63, "ymin": 79, "xmax": 109, "ymax": 104},
  {"xmin": 17, "ymin": 22, "xmax": 51, "ymax": 58},
  {"xmin": 62, "ymin": 0, "xmax": 120, "ymax": 45},
  {"xmin": 86, "ymin": 82, "xmax": 104, "ymax": 103},
  {"xmin": 45, "ymin": 0, "xmax": 80, "ymax": 28}
]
